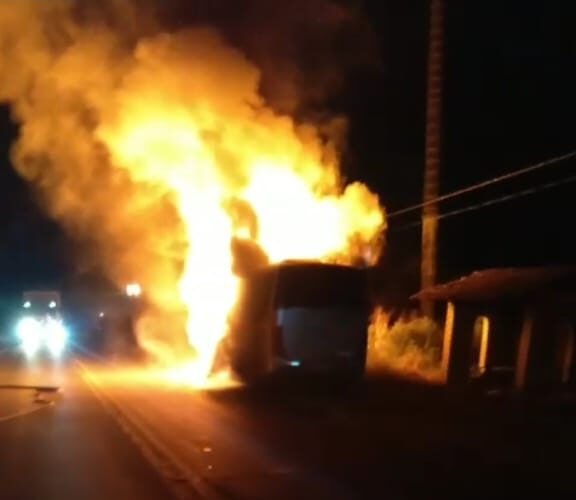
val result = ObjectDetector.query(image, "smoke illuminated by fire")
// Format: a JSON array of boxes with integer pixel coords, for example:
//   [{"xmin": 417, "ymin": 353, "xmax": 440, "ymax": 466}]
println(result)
[{"xmin": 0, "ymin": 2, "xmax": 385, "ymax": 386}]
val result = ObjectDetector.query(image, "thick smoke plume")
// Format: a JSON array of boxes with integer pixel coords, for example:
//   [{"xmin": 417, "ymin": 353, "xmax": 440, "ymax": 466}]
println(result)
[{"xmin": 0, "ymin": 1, "xmax": 384, "ymax": 372}]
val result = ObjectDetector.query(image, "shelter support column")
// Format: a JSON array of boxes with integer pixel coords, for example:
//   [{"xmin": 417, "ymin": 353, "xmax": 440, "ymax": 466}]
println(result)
[
  {"xmin": 558, "ymin": 321, "xmax": 575, "ymax": 384},
  {"xmin": 515, "ymin": 308, "xmax": 561, "ymax": 391},
  {"xmin": 515, "ymin": 310, "xmax": 533, "ymax": 391},
  {"xmin": 441, "ymin": 302, "xmax": 476, "ymax": 385}
]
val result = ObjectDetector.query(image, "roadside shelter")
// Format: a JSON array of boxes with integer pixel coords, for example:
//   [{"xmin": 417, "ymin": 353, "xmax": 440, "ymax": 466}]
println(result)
[{"xmin": 413, "ymin": 267, "xmax": 576, "ymax": 390}]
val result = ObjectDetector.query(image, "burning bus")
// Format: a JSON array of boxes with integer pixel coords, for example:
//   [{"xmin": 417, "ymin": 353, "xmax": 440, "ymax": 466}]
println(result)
[{"xmin": 224, "ymin": 261, "xmax": 371, "ymax": 383}]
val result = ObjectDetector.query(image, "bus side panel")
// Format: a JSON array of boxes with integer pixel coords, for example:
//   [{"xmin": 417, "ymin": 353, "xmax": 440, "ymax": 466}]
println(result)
[{"xmin": 227, "ymin": 273, "xmax": 275, "ymax": 382}]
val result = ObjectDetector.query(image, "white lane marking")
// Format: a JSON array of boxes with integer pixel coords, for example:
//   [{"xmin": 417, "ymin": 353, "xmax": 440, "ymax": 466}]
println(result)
[{"xmin": 0, "ymin": 401, "xmax": 54, "ymax": 424}]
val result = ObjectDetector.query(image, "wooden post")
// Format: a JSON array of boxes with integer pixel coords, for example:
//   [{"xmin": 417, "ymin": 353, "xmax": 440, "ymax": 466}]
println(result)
[{"xmin": 421, "ymin": 0, "xmax": 445, "ymax": 317}]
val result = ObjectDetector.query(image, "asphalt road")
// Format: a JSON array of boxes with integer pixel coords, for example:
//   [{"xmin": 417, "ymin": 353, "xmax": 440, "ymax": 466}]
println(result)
[
  {"xmin": 2, "ymin": 348, "xmax": 576, "ymax": 500},
  {"xmin": 83, "ymin": 363, "xmax": 576, "ymax": 500},
  {"xmin": 0, "ymin": 351, "xmax": 174, "ymax": 500},
  {"xmin": 80, "ymin": 365, "xmax": 357, "ymax": 500}
]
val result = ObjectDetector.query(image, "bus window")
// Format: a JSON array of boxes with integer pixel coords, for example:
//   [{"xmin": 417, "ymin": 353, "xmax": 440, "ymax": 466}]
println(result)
[{"xmin": 274, "ymin": 264, "xmax": 368, "ymax": 309}]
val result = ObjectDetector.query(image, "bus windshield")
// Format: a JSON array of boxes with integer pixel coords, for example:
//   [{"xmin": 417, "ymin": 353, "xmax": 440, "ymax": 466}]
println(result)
[{"xmin": 274, "ymin": 264, "xmax": 368, "ymax": 309}]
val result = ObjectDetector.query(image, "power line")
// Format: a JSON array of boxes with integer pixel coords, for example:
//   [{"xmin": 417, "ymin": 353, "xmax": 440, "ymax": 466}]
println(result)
[
  {"xmin": 388, "ymin": 150, "xmax": 576, "ymax": 219},
  {"xmin": 390, "ymin": 173, "xmax": 576, "ymax": 232}
]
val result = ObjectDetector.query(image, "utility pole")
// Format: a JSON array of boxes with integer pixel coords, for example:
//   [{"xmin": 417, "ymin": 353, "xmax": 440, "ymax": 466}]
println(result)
[{"xmin": 421, "ymin": 0, "xmax": 444, "ymax": 316}]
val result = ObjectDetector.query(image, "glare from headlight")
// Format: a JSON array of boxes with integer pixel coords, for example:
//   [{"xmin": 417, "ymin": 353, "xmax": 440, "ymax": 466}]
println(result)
[
  {"xmin": 45, "ymin": 318, "xmax": 68, "ymax": 357},
  {"xmin": 16, "ymin": 317, "xmax": 43, "ymax": 357}
]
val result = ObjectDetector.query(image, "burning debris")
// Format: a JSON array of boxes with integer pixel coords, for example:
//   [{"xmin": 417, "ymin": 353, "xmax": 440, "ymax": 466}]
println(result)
[{"xmin": 0, "ymin": 1, "xmax": 385, "ymax": 386}]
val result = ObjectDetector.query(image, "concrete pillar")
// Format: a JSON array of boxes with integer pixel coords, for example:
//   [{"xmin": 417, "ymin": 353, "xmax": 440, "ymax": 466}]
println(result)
[
  {"xmin": 441, "ymin": 301, "xmax": 455, "ymax": 380},
  {"xmin": 514, "ymin": 310, "xmax": 533, "ymax": 391},
  {"xmin": 558, "ymin": 321, "xmax": 575, "ymax": 384},
  {"xmin": 515, "ymin": 307, "xmax": 562, "ymax": 391},
  {"xmin": 441, "ymin": 302, "xmax": 477, "ymax": 385},
  {"xmin": 478, "ymin": 316, "xmax": 490, "ymax": 375},
  {"xmin": 471, "ymin": 315, "xmax": 490, "ymax": 376}
]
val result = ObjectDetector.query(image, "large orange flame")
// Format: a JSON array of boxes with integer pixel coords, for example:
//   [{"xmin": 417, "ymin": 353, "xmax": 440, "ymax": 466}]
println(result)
[
  {"xmin": 95, "ymin": 29, "xmax": 385, "ymax": 386},
  {"xmin": 0, "ymin": 0, "xmax": 384, "ymax": 387}
]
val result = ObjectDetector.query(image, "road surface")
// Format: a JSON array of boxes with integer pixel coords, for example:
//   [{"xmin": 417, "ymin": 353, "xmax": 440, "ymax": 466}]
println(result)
[
  {"xmin": 1, "ymin": 348, "xmax": 576, "ymax": 499},
  {"xmin": 81, "ymin": 362, "xmax": 576, "ymax": 500},
  {"xmin": 0, "ymin": 351, "xmax": 173, "ymax": 500}
]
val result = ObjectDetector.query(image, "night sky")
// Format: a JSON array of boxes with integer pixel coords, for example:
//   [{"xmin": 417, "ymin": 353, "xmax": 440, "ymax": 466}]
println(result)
[{"xmin": 0, "ymin": 0, "xmax": 575, "ymax": 298}]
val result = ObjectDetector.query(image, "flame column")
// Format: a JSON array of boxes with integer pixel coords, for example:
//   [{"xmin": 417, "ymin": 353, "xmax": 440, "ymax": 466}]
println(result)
[{"xmin": 421, "ymin": 0, "xmax": 445, "ymax": 316}]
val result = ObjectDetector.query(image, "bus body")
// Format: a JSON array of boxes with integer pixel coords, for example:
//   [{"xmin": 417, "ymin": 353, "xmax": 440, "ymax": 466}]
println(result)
[{"xmin": 226, "ymin": 261, "xmax": 371, "ymax": 382}]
